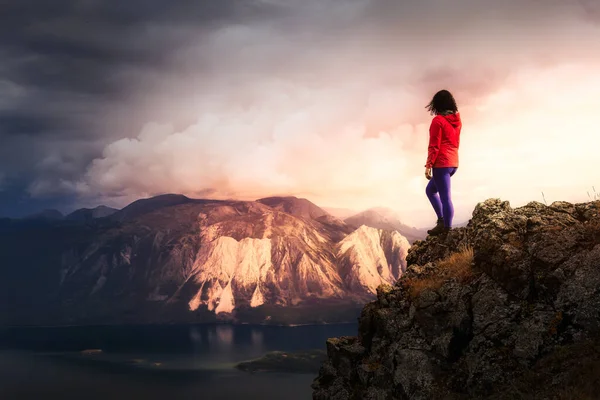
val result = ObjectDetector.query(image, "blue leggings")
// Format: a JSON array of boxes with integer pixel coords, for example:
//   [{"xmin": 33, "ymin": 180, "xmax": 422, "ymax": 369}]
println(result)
[{"xmin": 426, "ymin": 167, "xmax": 457, "ymax": 228}]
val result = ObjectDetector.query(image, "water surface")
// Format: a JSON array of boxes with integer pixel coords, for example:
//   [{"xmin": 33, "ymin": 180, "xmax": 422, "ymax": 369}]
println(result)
[{"xmin": 0, "ymin": 323, "xmax": 358, "ymax": 399}]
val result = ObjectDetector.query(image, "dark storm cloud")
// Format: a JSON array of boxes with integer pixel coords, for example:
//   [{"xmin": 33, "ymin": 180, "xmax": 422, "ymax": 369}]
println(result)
[
  {"xmin": 0, "ymin": 0, "xmax": 281, "ymax": 98},
  {"xmin": 0, "ymin": 0, "xmax": 282, "ymax": 211},
  {"xmin": 0, "ymin": 112, "xmax": 62, "ymax": 136}
]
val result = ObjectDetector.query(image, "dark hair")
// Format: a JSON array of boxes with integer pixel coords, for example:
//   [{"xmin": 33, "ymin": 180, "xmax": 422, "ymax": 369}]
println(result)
[{"xmin": 425, "ymin": 90, "xmax": 458, "ymax": 114}]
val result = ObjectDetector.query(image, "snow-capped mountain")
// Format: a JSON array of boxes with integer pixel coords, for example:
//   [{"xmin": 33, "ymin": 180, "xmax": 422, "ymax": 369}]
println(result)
[{"xmin": 0, "ymin": 195, "xmax": 411, "ymax": 326}]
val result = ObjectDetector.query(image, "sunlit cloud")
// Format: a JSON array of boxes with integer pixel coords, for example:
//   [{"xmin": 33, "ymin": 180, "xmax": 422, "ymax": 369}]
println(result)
[{"xmin": 71, "ymin": 60, "xmax": 600, "ymax": 226}]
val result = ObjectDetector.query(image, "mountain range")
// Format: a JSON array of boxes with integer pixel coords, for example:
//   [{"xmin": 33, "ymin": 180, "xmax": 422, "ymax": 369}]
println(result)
[{"xmin": 0, "ymin": 194, "xmax": 419, "ymax": 326}]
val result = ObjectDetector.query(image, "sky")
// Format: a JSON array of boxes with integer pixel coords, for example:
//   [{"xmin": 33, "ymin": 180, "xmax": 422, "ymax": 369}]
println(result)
[{"xmin": 1, "ymin": 0, "xmax": 599, "ymax": 227}]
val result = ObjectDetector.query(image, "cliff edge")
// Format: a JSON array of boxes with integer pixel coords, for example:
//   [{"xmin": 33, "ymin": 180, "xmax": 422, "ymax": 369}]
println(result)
[{"xmin": 312, "ymin": 198, "xmax": 600, "ymax": 399}]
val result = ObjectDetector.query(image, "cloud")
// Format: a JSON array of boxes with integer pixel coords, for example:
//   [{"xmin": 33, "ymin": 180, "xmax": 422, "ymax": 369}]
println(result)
[
  {"xmin": 576, "ymin": 0, "xmax": 600, "ymax": 23},
  {"xmin": 2, "ymin": 0, "xmax": 600, "ymax": 224},
  {"xmin": 72, "ymin": 60, "xmax": 600, "ymax": 226}
]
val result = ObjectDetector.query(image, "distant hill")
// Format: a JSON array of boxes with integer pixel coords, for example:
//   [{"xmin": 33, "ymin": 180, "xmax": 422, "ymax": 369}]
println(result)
[
  {"xmin": 23, "ymin": 209, "xmax": 64, "ymax": 221},
  {"xmin": 66, "ymin": 205, "xmax": 119, "ymax": 222},
  {"xmin": 344, "ymin": 207, "xmax": 427, "ymax": 244},
  {"xmin": 110, "ymin": 193, "xmax": 201, "ymax": 222},
  {"xmin": 454, "ymin": 219, "xmax": 470, "ymax": 228},
  {"xmin": 323, "ymin": 207, "xmax": 360, "ymax": 220}
]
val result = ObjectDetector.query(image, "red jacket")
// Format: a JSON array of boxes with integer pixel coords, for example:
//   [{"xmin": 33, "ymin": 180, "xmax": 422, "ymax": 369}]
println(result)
[{"xmin": 425, "ymin": 112, "xmax": 462, "ymax": 169}]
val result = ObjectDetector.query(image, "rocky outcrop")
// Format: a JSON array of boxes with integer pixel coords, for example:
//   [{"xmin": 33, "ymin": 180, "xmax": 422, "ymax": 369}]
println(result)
[{"xmin": 312, "ymin": 198, "xmax": 600, "ymax": 399}]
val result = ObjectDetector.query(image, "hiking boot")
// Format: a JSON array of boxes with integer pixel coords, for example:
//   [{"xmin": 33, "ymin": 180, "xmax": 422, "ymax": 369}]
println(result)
[
  {"xmin": 427, "ymin": 218, "xmax": 445, "ymax": 235},
  {"xmin": 429, "ymin": 224, "xmax": 451, "ymax": 236}
]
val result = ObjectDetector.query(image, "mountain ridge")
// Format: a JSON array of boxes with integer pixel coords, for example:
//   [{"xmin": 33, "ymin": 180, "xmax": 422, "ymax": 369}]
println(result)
[
  {"xmin": 23, "ymin": 209, "xmax": 64, "ymax": 221},
  {"xmin": 344, "ymin": 207, "xmax": 427, "ymax": 244},
  {"xmin": 257, "ymin": 195, "xmax": 331, "ymax": 220},
  {"xmin": 66, "ymin": 205, "xmax": 119, "ymax": 221},
  {"xmin": 0, "ymin": 194, "xmax": 412, "ymax": 326}
]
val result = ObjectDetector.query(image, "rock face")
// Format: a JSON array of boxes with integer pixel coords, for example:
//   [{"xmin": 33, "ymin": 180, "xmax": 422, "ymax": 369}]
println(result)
[
  {"xmin": 0, "ymin": 195, "xmax": 411, "ymax": 326},
  {"xmin": 312, "ymin": 198, "xmax": 600, "ymax": 399}
]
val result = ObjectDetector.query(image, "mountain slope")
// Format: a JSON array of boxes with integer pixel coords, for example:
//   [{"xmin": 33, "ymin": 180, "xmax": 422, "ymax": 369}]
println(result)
[
  {"xmin": 0, "ymin": 196, "xmax": 411, "ymax": 326},
  {"xmin": 23, "ymin": 209, "xmax": 64, "ymax": 221},
  {"xmin": 66, "ymin": 205, "xmax": 119, "ymax": 221},
  {"xmin": 323, "ymin": 207, "xmax": 359, "ymax": 220},
  {"xmin": 110, "ymin": 193, "xmax": 200, "ymax": 222},
  {"xmin": 337, "ymin": 226, "xmax": 409, "ymax": 294},
  {"xmin": 345, "ymin": 207, "xmax": 426, "ymax": 243},
  {"xmin": 257, "ymin": 196, "xmax": 330, "ymax": 220}
]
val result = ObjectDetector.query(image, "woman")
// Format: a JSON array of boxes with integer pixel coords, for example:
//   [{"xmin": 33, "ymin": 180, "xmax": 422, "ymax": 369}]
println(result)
[{"xmin": 424, "ymin": 89, "xmax": 462, "ymax": 236}]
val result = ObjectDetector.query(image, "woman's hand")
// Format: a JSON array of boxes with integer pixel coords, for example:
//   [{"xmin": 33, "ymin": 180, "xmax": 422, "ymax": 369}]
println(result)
[{"xmin": 425, "ymin": 167, "xmax": 432, "ymax": 180}]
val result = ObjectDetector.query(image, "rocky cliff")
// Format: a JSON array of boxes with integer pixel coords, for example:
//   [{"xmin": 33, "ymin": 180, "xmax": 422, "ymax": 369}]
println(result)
[
  {"xmin": 312, "ymin": 198, "xmax": 600, "ymax": 399},
  {"xmin": 0, "ymin": 195, "xmax": 410, "ymax": 326}
]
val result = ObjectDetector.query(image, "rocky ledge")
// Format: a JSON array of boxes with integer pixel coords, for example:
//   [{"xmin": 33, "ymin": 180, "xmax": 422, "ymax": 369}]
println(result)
[{"xmin": 312, "ymin": 198, "xmax": 600, "ymax": 399}]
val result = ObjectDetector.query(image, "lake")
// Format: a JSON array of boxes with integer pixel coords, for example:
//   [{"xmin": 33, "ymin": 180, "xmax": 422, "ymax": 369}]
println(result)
[{"xmin": 0, "ymin": 323, "xmax": 358, "ymax": 400}]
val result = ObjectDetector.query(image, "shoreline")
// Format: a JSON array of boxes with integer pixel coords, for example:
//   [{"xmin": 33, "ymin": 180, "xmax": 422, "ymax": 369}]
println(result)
[{"xmin": 0, "ymin": 320, "xmax": 360, "ymax": 330}]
